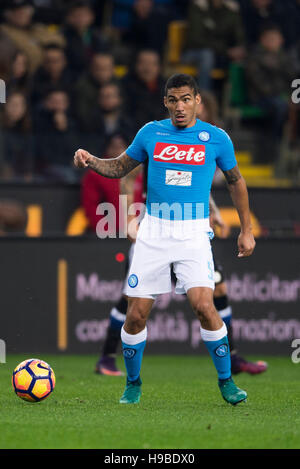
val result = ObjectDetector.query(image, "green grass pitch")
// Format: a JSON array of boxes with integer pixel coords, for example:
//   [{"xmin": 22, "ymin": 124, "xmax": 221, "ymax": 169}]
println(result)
[{"xmin": 1, "ymin": 354, "xmax": 299, "ymax": 449}]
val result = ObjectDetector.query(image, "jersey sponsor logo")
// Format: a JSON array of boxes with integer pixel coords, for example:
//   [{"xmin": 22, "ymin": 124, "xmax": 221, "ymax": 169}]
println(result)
[
  {"xmin": 165, "ymin": 169, "xmax": 192, "ymax": 186},
  {"xmin": 153, "ymin": 143, "xmax": 206, "ymax": 165}
]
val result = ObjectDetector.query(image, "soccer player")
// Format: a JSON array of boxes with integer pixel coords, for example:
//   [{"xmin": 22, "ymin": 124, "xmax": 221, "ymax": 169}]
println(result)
[{"xmin": 74, "ymin": 73, "xmax": 256, "ymax": 405}]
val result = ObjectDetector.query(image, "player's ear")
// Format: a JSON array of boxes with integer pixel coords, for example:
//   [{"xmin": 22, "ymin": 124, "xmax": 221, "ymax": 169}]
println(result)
[
  {"xmin": 163, "ymin": 96, "xmax": 168, "ymax": 108},
  {"xmin": 196, "ymin": 94, "xmax": 201, "ymax": 105}
]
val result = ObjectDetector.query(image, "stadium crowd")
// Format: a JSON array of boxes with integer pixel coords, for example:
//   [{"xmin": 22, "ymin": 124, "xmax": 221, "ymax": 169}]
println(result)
[{"xmin": 0, "ymin": 0, "xmax": 299, "ymax": 184}]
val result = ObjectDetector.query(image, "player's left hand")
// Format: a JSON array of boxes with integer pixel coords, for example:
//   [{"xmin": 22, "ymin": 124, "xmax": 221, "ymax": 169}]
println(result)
[{"xmin": 237, "ymin": 231, "xmax": 256, "ymax": 258}]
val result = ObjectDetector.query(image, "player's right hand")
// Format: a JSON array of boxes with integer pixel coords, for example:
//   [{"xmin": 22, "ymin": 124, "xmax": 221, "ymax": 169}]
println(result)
[{"xmin": 74, "ymin": 149, "xmax": 93, "ymax": 168}]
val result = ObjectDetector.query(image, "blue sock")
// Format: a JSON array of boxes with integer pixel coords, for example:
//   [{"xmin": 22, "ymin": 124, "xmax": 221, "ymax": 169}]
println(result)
[
  {"xmin": 201, "ymin": 323, "xmax": 231, "ymax": 380},
  {"xmin": 121, "ymin": 327, "xmax": 147, "ymax": 382}
]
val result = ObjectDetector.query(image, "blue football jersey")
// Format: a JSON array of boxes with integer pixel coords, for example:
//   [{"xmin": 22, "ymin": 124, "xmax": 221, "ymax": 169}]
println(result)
[{"xmin": 126, "ymin": 118, "xmax": 237, "ymax": 220}]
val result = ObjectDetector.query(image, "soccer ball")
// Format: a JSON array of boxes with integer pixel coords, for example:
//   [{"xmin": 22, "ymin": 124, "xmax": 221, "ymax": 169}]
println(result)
[{"xmin": 12, "ymin": 359, "xmax": 56, "ymax": 402}]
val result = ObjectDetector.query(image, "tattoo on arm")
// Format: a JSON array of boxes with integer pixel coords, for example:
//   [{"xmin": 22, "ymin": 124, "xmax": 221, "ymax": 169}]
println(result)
[
  {"xmin": 222, "ymin": 165, "xmax": 242, "ymax": 185},
  {"xmin": 88, "ymin": 152, "xmax": 140, "ymax": 178}
]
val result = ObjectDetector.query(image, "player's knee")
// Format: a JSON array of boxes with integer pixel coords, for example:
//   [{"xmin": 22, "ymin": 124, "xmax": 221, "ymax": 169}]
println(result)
[
  {"xmin": 194, "ymin": 300, "xmax": 215, "ymax": 321},
  {"xmin": 126, "ymin": 304, "xmax": 147, "ymax": 331}
]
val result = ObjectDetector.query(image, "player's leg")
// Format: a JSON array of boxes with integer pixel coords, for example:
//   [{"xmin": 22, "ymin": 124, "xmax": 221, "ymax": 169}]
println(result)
[
  {"xmin": 119, "ymin": 297, "xmax": 154, "ymax": 404},
  {"xmin": 119, "ymin": 213, "xmax": 173, "ymax": 403},
  {"xmin": 187, "ymin": 287, "xmax": 247, "ymax": 405},
  {"xmin": 95, "ymin": 295, "xmax": 127, "ymax": 376},
  {"xmin": 173, "ymin": 232, "xmax": 247, "ymax": 405}
]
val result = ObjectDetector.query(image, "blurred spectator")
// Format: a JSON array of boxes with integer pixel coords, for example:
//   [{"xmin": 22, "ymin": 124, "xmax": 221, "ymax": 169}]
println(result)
[
  {"xmin": 88, "ymin": 82, "xmax": 135, "ymax": 144},
  {"xmin": 6, "ymin": 51, "xmax": 31, "ymax": 96},
  {"xmin": 0, "ymin": 31, "xmax": 19, "ymax": 82},
  {"xmin": 0, "ymin": 91, "xmax": 34, "ymax": 181},
  {"xmin": 34, "ymin": 87, "xmax": 79, "ymax": 181},
  {"xmin": 183, "ymin": 0, "xmax": 246, "ymax": 90},
  {"xmin": 122, "ymin": 0, "xmax": 170, "ymax": 57},
  {"xmin": 0, "ymin": 199, "xmax": 27, "ymax": 235},
  {"xmin": 240, "ymin": 0, "xmax": 300, "ymax": 50},
  {"xmin": 31, "ymin": 44, "xmax": 72, "ymax": 107},
  {"xmin": 122, "ymin": 49, "xmax": 166, "ymax": 130},
  {"xmin": 62, "ymin": 0, "xmax": 110, "ymax": 79},
  {"xmin": 0, "ymin": 0, "xmax": 65, "ymax": 74},
  {"xmin": 75, "ymin": 52, "xmax": 117, "ymax": 130},
  {"xmin": 245, "ymin": 25, "xmax": 295, "ymax": 146},
  {"xmin": 81, "ymin": 133, "xmax": 129, "ymax": 234}
]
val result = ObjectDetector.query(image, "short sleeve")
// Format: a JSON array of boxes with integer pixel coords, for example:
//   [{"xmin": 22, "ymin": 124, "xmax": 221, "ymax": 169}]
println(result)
[
  {"xmin": 215, "ymin": 130, "xmax": 237, "ymax": 171},
  {"xmin": 125, "ymin": 124, "xmax": 150, "ymax": 163}
]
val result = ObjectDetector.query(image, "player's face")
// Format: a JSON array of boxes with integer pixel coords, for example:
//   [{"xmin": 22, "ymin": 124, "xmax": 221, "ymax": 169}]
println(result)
[{"xmin": 164, "ymin": 86, "xmax": 201, "ymax": 128}]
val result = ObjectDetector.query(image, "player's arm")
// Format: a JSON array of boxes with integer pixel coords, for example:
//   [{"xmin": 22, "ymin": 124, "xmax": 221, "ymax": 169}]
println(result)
[
  {"xmin": 222, "ymin": 165, "xmax": 255, "ymax": 257},
  {"xmin": 74, "ymin": 149, "xmax": 141, "ymax": 178}
]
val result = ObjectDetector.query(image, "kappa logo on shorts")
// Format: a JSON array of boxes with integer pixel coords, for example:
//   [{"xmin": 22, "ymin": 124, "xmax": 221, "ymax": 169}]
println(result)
[
  {"xmin": 128, "ymin": 274, "xmax": 138, "ymax": 288},
  {"xmin": 123, "ymin": 348, "xmax": 136, "ymax": 359},
  {"xmin": 153, "ymin": 143, "xmax": 206, "ymax": 165},
  {"xmin": 215, "ymin": 344, "xmax": 228, "ymax": 357}
]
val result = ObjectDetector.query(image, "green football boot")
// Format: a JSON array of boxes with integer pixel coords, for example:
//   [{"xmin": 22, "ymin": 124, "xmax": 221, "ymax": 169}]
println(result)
[
  {"xmin": 119, "ymin": 377, "xmax": 142, "ymax": 404},
  {"xmin": 218, "ymin": 377, "xmax": 247, "ymax": 405}
]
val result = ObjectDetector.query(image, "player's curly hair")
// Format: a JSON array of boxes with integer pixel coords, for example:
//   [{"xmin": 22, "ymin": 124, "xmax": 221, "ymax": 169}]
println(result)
[{"xmin": 164, "ymin": 74, "xmax": 199, "ymax": 97}]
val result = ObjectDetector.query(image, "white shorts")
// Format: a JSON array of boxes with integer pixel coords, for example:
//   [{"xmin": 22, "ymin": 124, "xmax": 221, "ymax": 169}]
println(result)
[{"xmin": 123, "ymin": 212, "xmax": 215, "ymax": 299}]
